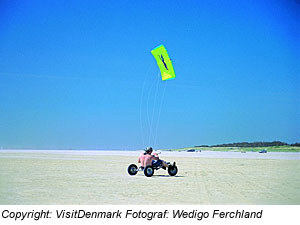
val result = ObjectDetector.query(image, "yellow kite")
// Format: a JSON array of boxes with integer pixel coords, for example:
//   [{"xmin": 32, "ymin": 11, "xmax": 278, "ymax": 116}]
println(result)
[{"xmin": 151, "ymin": 45, "xmax": 176, "ymax": 81}]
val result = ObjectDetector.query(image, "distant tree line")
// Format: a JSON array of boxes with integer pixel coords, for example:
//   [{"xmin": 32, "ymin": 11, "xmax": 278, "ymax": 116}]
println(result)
[
  {"xmin": 291, "ymin": 143, "xmax": 300, "ymax": 147},
  {"xmin": 195, "ymin": 141, "xmax": 300, "ymax": 148}
]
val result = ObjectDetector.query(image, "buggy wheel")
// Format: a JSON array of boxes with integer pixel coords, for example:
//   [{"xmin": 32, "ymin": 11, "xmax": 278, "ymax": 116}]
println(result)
[
  {"xmin": 168, "ymin": 166, "xmax": 178, "ymax": 176},
  {"xmin": 127, "ymin": 164, "xmax": 138, "ymax": 176},
  {"xmin": 144, "ymin": 165, "xmax": 154, "ymax": 177}
]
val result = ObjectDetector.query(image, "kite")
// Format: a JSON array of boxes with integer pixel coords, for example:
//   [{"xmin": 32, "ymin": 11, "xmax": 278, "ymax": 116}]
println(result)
[{"xmin": 151, "ymin": 45, "xmax": 176, "ymax": 81}]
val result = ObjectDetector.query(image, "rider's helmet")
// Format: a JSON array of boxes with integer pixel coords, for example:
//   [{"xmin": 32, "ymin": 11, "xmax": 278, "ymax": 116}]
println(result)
[{"xmin": 145, "ymin": 147, "xmax": 153, "ymax": 154}]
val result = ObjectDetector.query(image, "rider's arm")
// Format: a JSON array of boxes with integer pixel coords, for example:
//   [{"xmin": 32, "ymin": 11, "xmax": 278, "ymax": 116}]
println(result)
[
  {"xmin": 151, "ymin": 155, "xmax": 159, "ymax": 160},
  {"xmin": 153, "ymin": 153, "xmax": 159, "ymax": 158}
]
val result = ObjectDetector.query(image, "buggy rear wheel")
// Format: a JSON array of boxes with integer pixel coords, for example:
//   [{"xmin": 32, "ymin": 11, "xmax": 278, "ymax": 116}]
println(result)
[
  {"xmin": 127, "ymin": 164, "xmax": 138, "ymax": 176},
  {"xmin": 144, "ymin": 165, "xmax": 154, "ymax": 177}
]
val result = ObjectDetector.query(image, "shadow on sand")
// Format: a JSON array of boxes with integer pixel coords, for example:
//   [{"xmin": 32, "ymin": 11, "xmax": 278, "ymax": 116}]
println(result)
[{"xmin": 152, "ymin": 175, "xmax": 184, "ymax": 178}]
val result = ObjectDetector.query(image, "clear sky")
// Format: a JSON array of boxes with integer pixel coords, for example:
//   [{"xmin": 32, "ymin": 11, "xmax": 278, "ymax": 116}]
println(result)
[{"xmin": 0, "ymin": 0, "xmax": 299, "ymax": 149}]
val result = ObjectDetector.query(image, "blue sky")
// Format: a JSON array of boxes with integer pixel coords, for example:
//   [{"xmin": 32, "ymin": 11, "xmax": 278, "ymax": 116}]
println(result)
[{"xmin": 0, "ymin": 0, "xmax": 299, "ymax": 149}]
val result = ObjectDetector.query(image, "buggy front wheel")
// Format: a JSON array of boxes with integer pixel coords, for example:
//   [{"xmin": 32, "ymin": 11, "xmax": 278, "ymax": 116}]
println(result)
[{"xmin": 168, "ymin": 166, "xmax": 178, "ymax": 176}]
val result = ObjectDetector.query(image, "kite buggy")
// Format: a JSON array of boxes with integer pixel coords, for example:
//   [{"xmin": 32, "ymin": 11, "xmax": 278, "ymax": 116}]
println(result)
[
  {"xmin": 127, "ymin": 161, "xmax": 178, "ymax": 177},
  {"xmin": 127, "ymin": 147, "xmax": 178, "ymax": 177}
]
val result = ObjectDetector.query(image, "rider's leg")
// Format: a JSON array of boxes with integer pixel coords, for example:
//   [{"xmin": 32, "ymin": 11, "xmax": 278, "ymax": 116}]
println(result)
[{"xmin": 162, "ymin": 161, "xmax": 169, "ymax": 168}]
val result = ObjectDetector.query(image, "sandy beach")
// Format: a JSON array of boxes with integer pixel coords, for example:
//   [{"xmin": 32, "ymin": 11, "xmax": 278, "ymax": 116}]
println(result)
[{"xmin": 0, "ymin": 150, "xmax": 299, "ymax": 205}]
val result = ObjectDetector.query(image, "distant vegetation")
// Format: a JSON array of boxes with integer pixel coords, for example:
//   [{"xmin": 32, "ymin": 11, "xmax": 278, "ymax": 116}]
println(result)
[
  {"xmin": 290, "ymin": 143, "xmax": 300, "ymax": 147},
  {"xmin": 163, "ymin": 141, "xmax": 300, "ymax": 152},
  {"xmin": 195, "ymin": 141, "xmax": 297, "ymax": 148}
]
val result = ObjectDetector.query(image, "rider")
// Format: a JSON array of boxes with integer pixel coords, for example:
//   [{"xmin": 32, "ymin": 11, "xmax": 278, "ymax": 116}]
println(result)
[{"xmin": 138, "ymin": 147, "xmax": 170, "ymax": 169}]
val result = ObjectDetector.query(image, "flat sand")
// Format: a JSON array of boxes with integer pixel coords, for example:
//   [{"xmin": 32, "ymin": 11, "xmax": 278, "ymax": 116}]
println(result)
[{"xmin": 0, "ymin": 150, "xmax": 299, "ymax": 204}]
